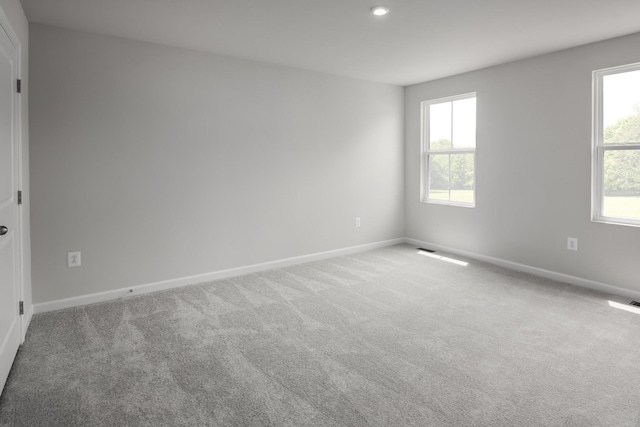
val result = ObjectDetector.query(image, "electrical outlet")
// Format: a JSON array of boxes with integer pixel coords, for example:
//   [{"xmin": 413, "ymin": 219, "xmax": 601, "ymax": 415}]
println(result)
[
  {"xmin": 355, "ymin": 217, "xmax": 361, "ymax": 227},
  {"xmin": 68, "ymin": 251, "xmax": 81, "ymax": 267},
  {"xmin": 567, "ymin": 237, "xmax": 578, "ymax": 251}
]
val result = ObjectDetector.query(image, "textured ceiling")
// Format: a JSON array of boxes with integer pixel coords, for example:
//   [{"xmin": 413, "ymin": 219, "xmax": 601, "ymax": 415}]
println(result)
[{"xmin": 20, "ymin": 0, "xmax": 640, "ymax": 86}]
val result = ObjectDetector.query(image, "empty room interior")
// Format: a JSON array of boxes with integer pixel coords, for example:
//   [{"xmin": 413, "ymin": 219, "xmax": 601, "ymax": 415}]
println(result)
[{"xmin": 1, "ymin": 0, "xmax": 640, "ymax": 425}]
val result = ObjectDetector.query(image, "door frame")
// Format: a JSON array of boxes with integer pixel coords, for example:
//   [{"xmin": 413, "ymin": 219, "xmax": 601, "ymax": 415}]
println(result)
[{"xmin": 0, "ymin": 3, "xmax": 25, "ymax": 342}]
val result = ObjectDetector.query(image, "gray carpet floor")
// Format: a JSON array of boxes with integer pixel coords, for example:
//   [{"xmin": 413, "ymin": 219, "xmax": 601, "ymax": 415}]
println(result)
[{"xmin": 1, "ymin": 244, "xmax": 639, "ymax": 426}]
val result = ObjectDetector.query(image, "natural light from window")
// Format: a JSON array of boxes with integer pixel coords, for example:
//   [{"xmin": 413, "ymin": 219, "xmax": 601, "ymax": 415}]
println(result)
[
  {"xmin": 608, "ymin": 300, "xmax": 640, "ymax": 315},
  {"xmin": 593, "ymin": 64, "xmax": 640, "ymax": 226},
  {"xmin": 417, "ymin": 250, "xmax": 469, "ymax": 266},
  {"xmin": 421, "ymin": 93, "xmax": 476, "ymax": 207}
]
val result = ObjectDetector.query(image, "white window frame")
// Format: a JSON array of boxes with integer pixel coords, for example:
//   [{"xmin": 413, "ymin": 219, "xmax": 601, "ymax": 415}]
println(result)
[
  {"xmin": 420, "ymin": 92, "xmax": 476, "ymax": 207},
  {"xmin": 592, "ymin": 62, "xmax": 640, "ymax": 227}
]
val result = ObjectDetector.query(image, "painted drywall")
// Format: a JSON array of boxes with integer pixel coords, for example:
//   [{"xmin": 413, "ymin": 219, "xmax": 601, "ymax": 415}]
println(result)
[
  {"xmin": 405, "ymin": 32, "xmax": 640, "ymax": 294},
  {"xmin": 0, "ymin": 0, "xmax": 31, "ymax": 327},
  {"xmin": 29, "ymin": 24, "xmax": 404, "ymax": 303}
]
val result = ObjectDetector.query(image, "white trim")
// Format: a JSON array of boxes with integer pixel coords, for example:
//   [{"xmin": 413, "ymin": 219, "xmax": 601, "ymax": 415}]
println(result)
[
  {"xmin": 16, "ymin": 46, "xmax": 26, "ymax": 342},
  {"xmin": 420, "ymin": 92, "xmax": 477, "ymax": 207},
  {"xmin": 404, "ymin": 237, "xmax": 640, "ymax": 301},
  {"xmin": 591, "ymin": 62, "xmax": 640, "ymax": 228},
  {"xmin": 591, "ymin": 67, "xmax": 601, "ymax": 223},
  {"xmin": 33, "ymin": 238, "xmax": 405, "ymax": 313},
  {"xmin": 22, "ymin": 304, "xmax": 32, "ymax": 336},
  {"xmin": 422, "ymin": 92, "xmax": 477, "ymax": 106}
]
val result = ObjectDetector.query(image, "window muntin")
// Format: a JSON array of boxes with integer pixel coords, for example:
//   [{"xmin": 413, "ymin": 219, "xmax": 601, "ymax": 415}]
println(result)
[
  {"xmin": 593, "ymin": 63, "xmax": 640, "ymax": 226},
  {"xmin": 421, "ymin": 93, "xmax": 476, "ymax": 207}
]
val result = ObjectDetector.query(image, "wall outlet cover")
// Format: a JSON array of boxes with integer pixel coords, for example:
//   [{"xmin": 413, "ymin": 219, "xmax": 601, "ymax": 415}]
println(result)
[{"xmin": 68, "ymin": 251, "xmax": 81, "ymax": 267}]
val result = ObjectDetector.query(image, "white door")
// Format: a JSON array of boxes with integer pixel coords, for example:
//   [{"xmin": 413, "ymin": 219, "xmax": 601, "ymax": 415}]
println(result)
[{"xmin": 0, "ymin": 21, "xmax": 20, "ymax": 396}]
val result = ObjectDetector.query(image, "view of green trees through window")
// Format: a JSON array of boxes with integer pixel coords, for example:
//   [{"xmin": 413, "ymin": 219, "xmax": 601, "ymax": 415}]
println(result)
[
  {"xmin": 593, "ymin": 65, "xmax": 640, "ymax": 224},
  {"xmin": 428, "ymin": 139, "xmax": 475, "ymax": 203},
  {"xmin": 602, "ymin": 105, "xmax": 640, "ymax": 219},
  {"xmin": 423, "ymin": 94, "xmax": 476, "ymax": 206}
]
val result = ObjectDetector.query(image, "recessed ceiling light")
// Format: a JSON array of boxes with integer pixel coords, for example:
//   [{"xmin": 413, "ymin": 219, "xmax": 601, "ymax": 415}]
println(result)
[{"xmin": 371, "ymin": 6, "xmax": 389, "ymax": 16}]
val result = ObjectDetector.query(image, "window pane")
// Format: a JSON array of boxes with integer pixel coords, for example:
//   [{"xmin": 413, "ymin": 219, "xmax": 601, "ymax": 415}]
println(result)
[
  {"xmin": 452, "ymin": 97, "xmax": 476, "ymax": 149},
  {"xmin": 422, "ymin": 93, "xmax": 476, "ymax": 207},
  {"xmin": 450, "ymin": 153, "xmax": 475, "ymax": 204},
  {"xmin": 428, "ymin": 154, "xmax": 449, "ymax": 201},
  {"xmin": 603, "ymin": 149, "xmax": 640, "ymax": 219},
  {"xmin": 603, "ymin": 70, "xmax": 640, "ymax": 144},
  {"xmin": 430, "ymin": 102, "xmax": 451, "ymax": 149}
]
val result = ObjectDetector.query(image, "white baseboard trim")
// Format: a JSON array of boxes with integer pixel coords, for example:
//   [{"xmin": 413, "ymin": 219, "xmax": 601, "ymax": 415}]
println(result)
[
  {"xmin": 404, "ymin": 238, "xmax": 640, "ymax": 301},
  {"xmin": 33, "ymin": 238, "xmax": 405, "ymax": 314}
]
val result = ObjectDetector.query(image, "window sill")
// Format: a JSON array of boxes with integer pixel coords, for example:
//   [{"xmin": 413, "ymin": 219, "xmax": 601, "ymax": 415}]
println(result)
[
  {"xmin": 592, "ymin": 216, "xmax": 640, "ymax": 228},
  {"xmin": 421, "ymin": 198, "xmax": 475, "ymax": 208}
]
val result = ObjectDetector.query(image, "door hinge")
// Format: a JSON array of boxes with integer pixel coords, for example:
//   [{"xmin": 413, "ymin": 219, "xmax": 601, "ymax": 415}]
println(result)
[
  {"xmin": 17, "ymin": 79, "xmax": 21, "ymax": 94},
  {"xmin": 19, "ymin": 301, "xmax": 24, "ymax": 315},
  {"xmin": 17, "ymin": 190, "xmax": 22, "ymax": 205}
]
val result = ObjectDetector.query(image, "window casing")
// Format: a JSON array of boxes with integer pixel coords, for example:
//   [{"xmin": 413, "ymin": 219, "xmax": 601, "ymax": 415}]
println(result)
[
  {"xmin": 592, "ymin": 63, "xmax": 640, "ymax": 226},
  {"xmin": 421, "ymin": 93, "xmax": 476, "ymax": 207}
]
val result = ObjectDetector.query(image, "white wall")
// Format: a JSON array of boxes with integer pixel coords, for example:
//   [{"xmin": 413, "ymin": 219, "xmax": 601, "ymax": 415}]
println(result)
[
  {"xmin": 405, "ymin": 32, "xmax": 640, "ymax": 295},
  {"xmin": 0, "ymin": 0, "xmax": 30, "ymax": 324},
  {"xmin": 30, "ymin": 24, "xmax": 404, "ymax": 304}
]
